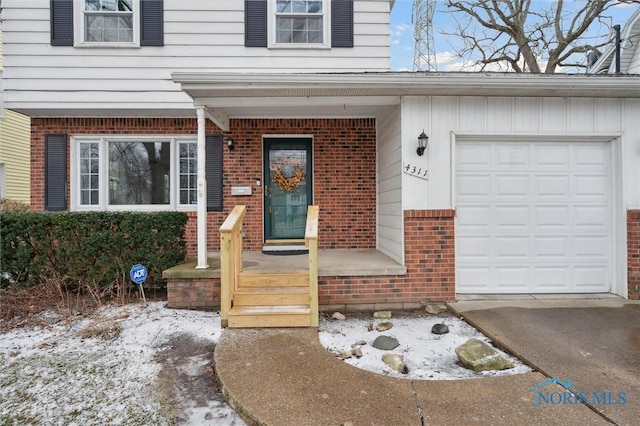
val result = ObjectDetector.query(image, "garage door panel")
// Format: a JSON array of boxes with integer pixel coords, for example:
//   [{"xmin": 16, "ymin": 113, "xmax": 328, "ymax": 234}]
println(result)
[
  {"xmin": 535, "ymin": 176, "xmax": 570, "ymax": 197},
  {"xmin": 496, "ymin": 206, "xmax": 529, "ymax": 227},
  {"xmin": 496, "ymin": 145, "xmax": 529, "ymax": 168},
  {"xmin": 535, "ymin": 206, "xmax": 569, "ymax": 228},
  {"xmin": 456, "ymin": 140, "xmax": 611, "ymax": 294},
  {"xmin": 456, "ymin": 206, "xmax": 491, "ymax": 229},
  {"xmin": 457, "ymin": 176, "xmax": 491, "ymax": 197},
  {"xmin": 534, "ymin": 237, "xmax": 569, "ymax": 258},
  {"xmin": 573, "ymin": 236, "xmax": 608, "ymax": 258},
  {"xmin": 495, "ymin": 267, "xmax": 529, "ymax": 289},
  {"xmin": 535, "ymin": 145, "xmax": 570, "ymax": 167},
  {"xmin": 456, "ymin": 236, "xmax": 491, "ymax": 258},
  {"xmin": 533, "ymin": 267, "xmax": 569, "ymax": 288},
  {"xmin": 495, "ymin": 175, "xmax": 529, "ymax": 197},
  {"xmin": 574, "ymin": 175, "xmax": 608, "ymax": 198}
]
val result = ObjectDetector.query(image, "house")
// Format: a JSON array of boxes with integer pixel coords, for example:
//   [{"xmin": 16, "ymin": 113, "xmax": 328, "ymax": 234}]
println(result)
[
  {"xmin": 588, "ymin": 6, "xmax": 640, "ymax": 74},
  {"xmin": 0, "ymin": 29, "xmax": 31, "ymax": 204},
  {"xmin": 1, "ymin": 1, "xmax": 639, "ymax": 315}
]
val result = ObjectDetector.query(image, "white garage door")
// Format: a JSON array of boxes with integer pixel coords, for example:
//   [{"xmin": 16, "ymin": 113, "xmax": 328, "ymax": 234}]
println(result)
[{"xmin": 455, "ymin": 141, "xmax": 612, "ymax": 294}]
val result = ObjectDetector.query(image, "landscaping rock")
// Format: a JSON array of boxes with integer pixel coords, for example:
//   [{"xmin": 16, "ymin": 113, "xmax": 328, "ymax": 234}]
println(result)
[
  {"xmin": 331, "ymin": 312, "xmax": 346, "ymax": 320},
  {"xmin": 455, "ymin": 338, "xmax": 514, "ymax": 372},
  {"xmin": 431, "ymin": 323, "xmax": 449, "ymax": 335},
  {"xmin": 373, "ymin": 311, "xmax": 392, "ymax": 318},
  {"xmin": 351, "ymin": 348, "xmax": 363, "ymax": 358},
  {"xmin": 351, "ymin": 340, "xmax": 367, "ymax": 348},
  {"xmin": 425, "ymin": 303, "xmax": 448, "ymax": 314},
  {"xmin": 372, "ymin": 335, "xmax": 399, "ymax": 350},
  {"xmin": 381, "ymin": 353, "xmax": 405, "ymax": 373},
  {"xmin": 375, "ymin": 321, "xmax": 394, "ymax": 332}
]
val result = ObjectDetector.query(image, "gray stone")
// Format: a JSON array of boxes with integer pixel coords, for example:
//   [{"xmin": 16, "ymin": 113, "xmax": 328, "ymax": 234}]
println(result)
[
  {"xmin": 351, "ymin": 340, "xmax": 367, "ymax": 348},
  {"xmin": 381, "ymin": 353, "xmax": 405, "ymax": 373},
  {"xmin": 375, "ymin": 321, "xmax": 394, "ymax": 332},
  {"xmin": 372, "ymin": 335, "xmax": 400, "ymax": 350},
  {"xmin": 425, "ymin": 303, "xmax": 448, "ymax": 314},
  {"xmin": 455, "ymin": 338, "xmax": 514, "ymax": 372},
  {"xmin": 331, "ymin": 312, "xmax": 346, "ymax": 320},
  {"xmin": 373, "ymin": 311, "xmax": 392, "ymax": 318},
  {"xmin": 431, "ymin": 323, "xmax": 449, "ymax": 335},
  {"xmin": 351, "ymin": 347, "xmax": 363, "ymax": 358}
]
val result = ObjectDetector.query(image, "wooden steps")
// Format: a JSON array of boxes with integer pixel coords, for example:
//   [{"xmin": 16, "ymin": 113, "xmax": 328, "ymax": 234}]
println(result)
[{"xmin": 227, "ymin": 270, "xmax": 312, "ymax": 328}]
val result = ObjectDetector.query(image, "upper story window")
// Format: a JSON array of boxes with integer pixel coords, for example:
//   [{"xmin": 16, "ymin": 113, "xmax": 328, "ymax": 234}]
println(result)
[
  {"xmin": 83, "ymin": 0, "xmax": 135, "ymax": 43},
  {"xmin": 50, "ymin": 0, "xmax": 164, "ymax": 47},
  {"xmin": 275, "ymin": 1, "xmax": 326, "ymax": 45}
]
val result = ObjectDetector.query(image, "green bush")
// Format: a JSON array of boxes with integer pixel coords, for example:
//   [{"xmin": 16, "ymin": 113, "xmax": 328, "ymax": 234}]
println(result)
[{"xmin": 0, "ymin": 211, "xmax": 188, "ymax": 294}]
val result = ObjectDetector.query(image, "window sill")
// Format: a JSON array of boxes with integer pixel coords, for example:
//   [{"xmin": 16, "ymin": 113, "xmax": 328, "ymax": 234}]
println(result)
[{"xmin": 73, "ymin": 42, "xmax": 141, "ymax": 49}]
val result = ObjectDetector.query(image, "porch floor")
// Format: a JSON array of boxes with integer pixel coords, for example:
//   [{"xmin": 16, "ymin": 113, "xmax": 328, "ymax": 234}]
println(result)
[{"xmin": 224, "ymin": 248, "xmax": 406, "ymax": 277}]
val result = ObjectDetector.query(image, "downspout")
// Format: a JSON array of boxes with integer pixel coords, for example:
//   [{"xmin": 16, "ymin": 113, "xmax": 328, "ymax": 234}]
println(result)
[
  {"xmin": 196, "ymin": 106, "xmax": 209, "ymax": 269},
  {"xmin": 614, "ymin": 24, "xmax": 621, "ymax": 74}
]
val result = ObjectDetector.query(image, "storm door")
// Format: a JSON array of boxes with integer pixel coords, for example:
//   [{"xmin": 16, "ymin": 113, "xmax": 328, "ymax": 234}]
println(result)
[{"xmin": 263, "ymin": 138, "xmax": 312, "ymax": 242}]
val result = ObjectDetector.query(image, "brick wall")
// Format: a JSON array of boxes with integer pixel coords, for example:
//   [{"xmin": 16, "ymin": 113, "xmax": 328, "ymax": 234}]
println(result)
[
  {"xmin": 628, "ymin": 210, "xmax": 640, "ymax": 300},
  {"xmin": 318, "ymin": 210, "xmax": 456, "ymax": 305},
  {"xmin": 31, "ymin": 117, "xmax": 376, "ymax": 256}
]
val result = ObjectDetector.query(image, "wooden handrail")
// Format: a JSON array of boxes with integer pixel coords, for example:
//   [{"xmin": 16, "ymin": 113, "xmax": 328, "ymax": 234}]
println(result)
[
  {"xmin": 219, "ymin": 205, "xmax": 246, "ymax": 327},
  {"xmin": 305, "ymin": 205, "xmax": 319, "ymax": 327}
]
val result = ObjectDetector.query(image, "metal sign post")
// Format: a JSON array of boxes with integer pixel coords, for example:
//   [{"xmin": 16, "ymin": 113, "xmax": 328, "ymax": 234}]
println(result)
[{"xmin": 129, "ymin": 264, "xmax": 148, "ymax": 303}]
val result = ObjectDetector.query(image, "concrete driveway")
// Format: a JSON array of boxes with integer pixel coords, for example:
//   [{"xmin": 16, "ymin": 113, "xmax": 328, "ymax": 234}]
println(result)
[{"xmin": 449, "ymin": 296, "xmax": 640, "ymax": 426}]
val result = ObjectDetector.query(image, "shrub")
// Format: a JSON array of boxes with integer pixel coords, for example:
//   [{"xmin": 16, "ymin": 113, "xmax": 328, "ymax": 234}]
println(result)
[
  {"xmin": 0, "ymin": 198, "xmax": 30, "ymax": 212},
  {"xmin": 0, "ymin": 211, "xmax": 188, "ymax": 299}
]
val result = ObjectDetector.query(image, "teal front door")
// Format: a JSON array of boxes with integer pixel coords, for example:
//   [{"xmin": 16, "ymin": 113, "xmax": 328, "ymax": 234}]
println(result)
[{"xmin": 264, "ymin": 138, "xmax": 312, "ymax": 242}]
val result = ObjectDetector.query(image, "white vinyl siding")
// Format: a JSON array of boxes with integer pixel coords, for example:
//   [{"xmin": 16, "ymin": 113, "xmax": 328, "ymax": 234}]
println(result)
[{"xmin": 1, "ymin": 0, "xmax": 391, "ymax": 115}]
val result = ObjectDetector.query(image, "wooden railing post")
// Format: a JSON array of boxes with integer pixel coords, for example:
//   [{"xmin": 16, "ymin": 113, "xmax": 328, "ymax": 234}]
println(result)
[
  {"xmin": 305, "ymin": 206, "xmax": 319, "ymax": 327},
  {"xmin": 219, "ymin": 205, "xmax": 247, "ymax": 328}
]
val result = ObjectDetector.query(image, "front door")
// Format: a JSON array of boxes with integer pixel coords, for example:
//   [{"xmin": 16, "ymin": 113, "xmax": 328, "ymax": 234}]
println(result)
[{"xmin": 264, "ymin": 137, "xmax": 313, "ymax": 242}]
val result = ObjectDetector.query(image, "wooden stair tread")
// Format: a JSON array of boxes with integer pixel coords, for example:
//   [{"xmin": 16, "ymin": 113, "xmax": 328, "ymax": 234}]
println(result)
[
  {"xmin": 234, "ymin": 287, "xmax": 309, "ymax": 294},
  {"xmin": 229, "ymin": 305, "xmax": 311, "ymax": 315},
  {"xmin": 239, "ymin": 269, "xmax": 309, "ymax": 275}
]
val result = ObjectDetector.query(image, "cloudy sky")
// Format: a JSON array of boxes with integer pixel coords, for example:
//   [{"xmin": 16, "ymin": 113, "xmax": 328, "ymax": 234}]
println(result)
[{"xmin": 389, "ymin": 0, "xmax": 640, "ymax": 71}]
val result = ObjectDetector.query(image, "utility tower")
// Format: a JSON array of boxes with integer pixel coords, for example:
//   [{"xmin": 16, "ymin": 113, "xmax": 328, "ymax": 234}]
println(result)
[{"xmin": 413, "ymin": 0, "xmax": 437, "ymax": 71}]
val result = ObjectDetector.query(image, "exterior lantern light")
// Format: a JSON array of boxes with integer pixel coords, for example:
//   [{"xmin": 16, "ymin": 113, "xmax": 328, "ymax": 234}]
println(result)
[
  {"xmin": 226, "ymin": 138, "xmax": 234, "ymax": 151},
  {"xmin": 417, "ymin": 130, "xmax": 428, "ymax": 156}
]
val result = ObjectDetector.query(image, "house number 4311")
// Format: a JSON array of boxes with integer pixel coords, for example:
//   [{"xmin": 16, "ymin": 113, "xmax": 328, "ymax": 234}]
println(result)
[{"xmin": 403, "ymin": 163, "xmax": 429, "ymax": 180}]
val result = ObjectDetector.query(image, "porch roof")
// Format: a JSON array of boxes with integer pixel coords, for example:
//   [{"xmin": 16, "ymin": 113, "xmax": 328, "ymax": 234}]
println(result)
[{"xmin": 172, "ymin": 71, "xmax": 640, "ymax": 130}]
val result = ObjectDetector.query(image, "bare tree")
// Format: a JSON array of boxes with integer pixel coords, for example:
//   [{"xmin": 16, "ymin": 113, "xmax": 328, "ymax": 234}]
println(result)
[{"xmin": 443, "ymin": 0, "xmax": 640, "ymax": 73}]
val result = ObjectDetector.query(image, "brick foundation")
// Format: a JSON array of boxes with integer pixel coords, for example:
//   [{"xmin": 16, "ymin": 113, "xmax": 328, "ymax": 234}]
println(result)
[
  {"xmin": 166, "ymin": 277, "xmax": 220, "ymax": 310},
  {"xmin": 628, "ymin": 210, "xmax": 640, "ymax": 300}
]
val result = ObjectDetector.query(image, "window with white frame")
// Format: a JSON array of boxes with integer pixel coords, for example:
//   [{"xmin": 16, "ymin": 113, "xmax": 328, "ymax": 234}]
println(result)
[
  {"xmin": 272, "ymin": 0, "xmax": 328, "ymax": 46},
  {"xmin": 79, "ymin": 0, "xmax": 137, "ymax": 44},
  {"xmin": 73, "ymin": 136, "xmax": 197, "ymax": 210}
]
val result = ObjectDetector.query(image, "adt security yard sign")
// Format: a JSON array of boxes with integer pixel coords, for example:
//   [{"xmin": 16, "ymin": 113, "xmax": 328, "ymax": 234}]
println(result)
[
  {"xmin": 130, "ymin": 264, "xmax": 148, "ymax": 303},
  {"xmin": 130, "ymin": 264, "xmax": 148, "ymax": 285}
]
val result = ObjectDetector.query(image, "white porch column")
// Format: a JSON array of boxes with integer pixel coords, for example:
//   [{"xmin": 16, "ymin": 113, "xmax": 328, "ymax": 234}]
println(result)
[{"xmin": 196, "ymin": 106, "xmax": 209, "ymax": 269}]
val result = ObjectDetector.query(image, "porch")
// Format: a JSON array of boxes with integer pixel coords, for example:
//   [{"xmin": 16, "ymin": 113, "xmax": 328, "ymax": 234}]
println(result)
[{"xmin": 164, "ymin": 248, "xmax": 409, "ymax": 312}]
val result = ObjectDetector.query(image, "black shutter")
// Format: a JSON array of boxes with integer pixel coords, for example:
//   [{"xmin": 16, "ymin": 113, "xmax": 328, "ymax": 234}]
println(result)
[
  {"xmin": 141, "ymin": 0, "xmax": 164, "ymax": 46},
  {"xmin": 332, "ymin": 0, "xmax": 354, "ymax": 48},
  {"xmin": 205, "ymin": 135, "xmax": 223, "ymax": 212},
  {"xmin": 245, "ymin": 0, "xmax": 267, "ymax": 47},
  {"xmin": 50, "ymin": 0, "xmax": 74, "ymax": 46},
  {"xmin": 45, "ymin": 134, "xmax": 67, "ymax": 211}
]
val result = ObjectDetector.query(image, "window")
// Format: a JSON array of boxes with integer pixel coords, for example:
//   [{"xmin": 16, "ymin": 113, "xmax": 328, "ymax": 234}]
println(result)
[
  {"xmin": 245, "ymin": 0, "xmax": 353, "ymax": 48},
  {"xmin": 84, "ymin": 0, "xmax": 134, "ymax": 43},
  {"xmin": 72, "ymin": 136, "xmax": 197, "ymax": 210},
  {"xmin": 275, "ymin": 1, "xmax": 325, "ymax": 44}
]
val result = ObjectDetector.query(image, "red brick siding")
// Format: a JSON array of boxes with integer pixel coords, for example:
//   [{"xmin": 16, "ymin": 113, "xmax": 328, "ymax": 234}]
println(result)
[
  {"xmin": 318, "ymin": 210, "xmax": 456, "ymax": 305},
  {"xmin": 166, "ymin": 277, "xmax": 220, "ymax": 310},
  {"xmin": 628, "ymin": 210, "xmax": 640, "ymax": 300},
  {"xmin": 30, "ymin": 117, "xmax": 376, "ymax": 256}
]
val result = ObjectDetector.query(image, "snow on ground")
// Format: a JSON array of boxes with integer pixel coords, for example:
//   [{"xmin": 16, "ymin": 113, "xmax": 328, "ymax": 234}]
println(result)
[
  {"xmin": 319, "ymin": 313, "xmax": 532, "ymax": 380},
  {"xmin": 1, "ymin": 302, "xmax": 531, "ymax": 425}
]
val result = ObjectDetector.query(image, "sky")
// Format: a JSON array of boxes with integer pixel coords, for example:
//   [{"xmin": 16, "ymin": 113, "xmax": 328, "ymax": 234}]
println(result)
[{"xmin": 389, "ymin": 0, "xmax": 640, "ymax": 71}]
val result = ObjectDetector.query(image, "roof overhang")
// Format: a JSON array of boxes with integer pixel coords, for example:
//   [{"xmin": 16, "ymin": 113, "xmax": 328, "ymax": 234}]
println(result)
[
  {"xmin": 173, "ymin": 72, "xmax": 640, "ymax": 130},
  {"xmin": 590, "ymin": 7, "xmax": 640, "ymax": 74}
]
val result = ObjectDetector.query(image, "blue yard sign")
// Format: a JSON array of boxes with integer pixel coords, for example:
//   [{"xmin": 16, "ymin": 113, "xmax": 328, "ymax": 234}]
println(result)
[{"xmin": 130, "ymin": 264, "xmax": 148, "ymax": 285}]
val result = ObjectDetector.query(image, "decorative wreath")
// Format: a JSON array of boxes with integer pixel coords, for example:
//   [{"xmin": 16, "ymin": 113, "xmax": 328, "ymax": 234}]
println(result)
[{"xmin": 271, "ymin": 157, "xmax": 306, "ymax": 192}]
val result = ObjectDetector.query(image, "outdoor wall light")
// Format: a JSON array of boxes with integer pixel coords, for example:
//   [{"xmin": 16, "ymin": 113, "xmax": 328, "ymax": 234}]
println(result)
[
  {"xmin": 417, "ymin": 130, "xmax": 428, "ymax": 156},
  {"xmin": 226, "ymin": 138, "xmax": 234, "ymax": 151}
]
